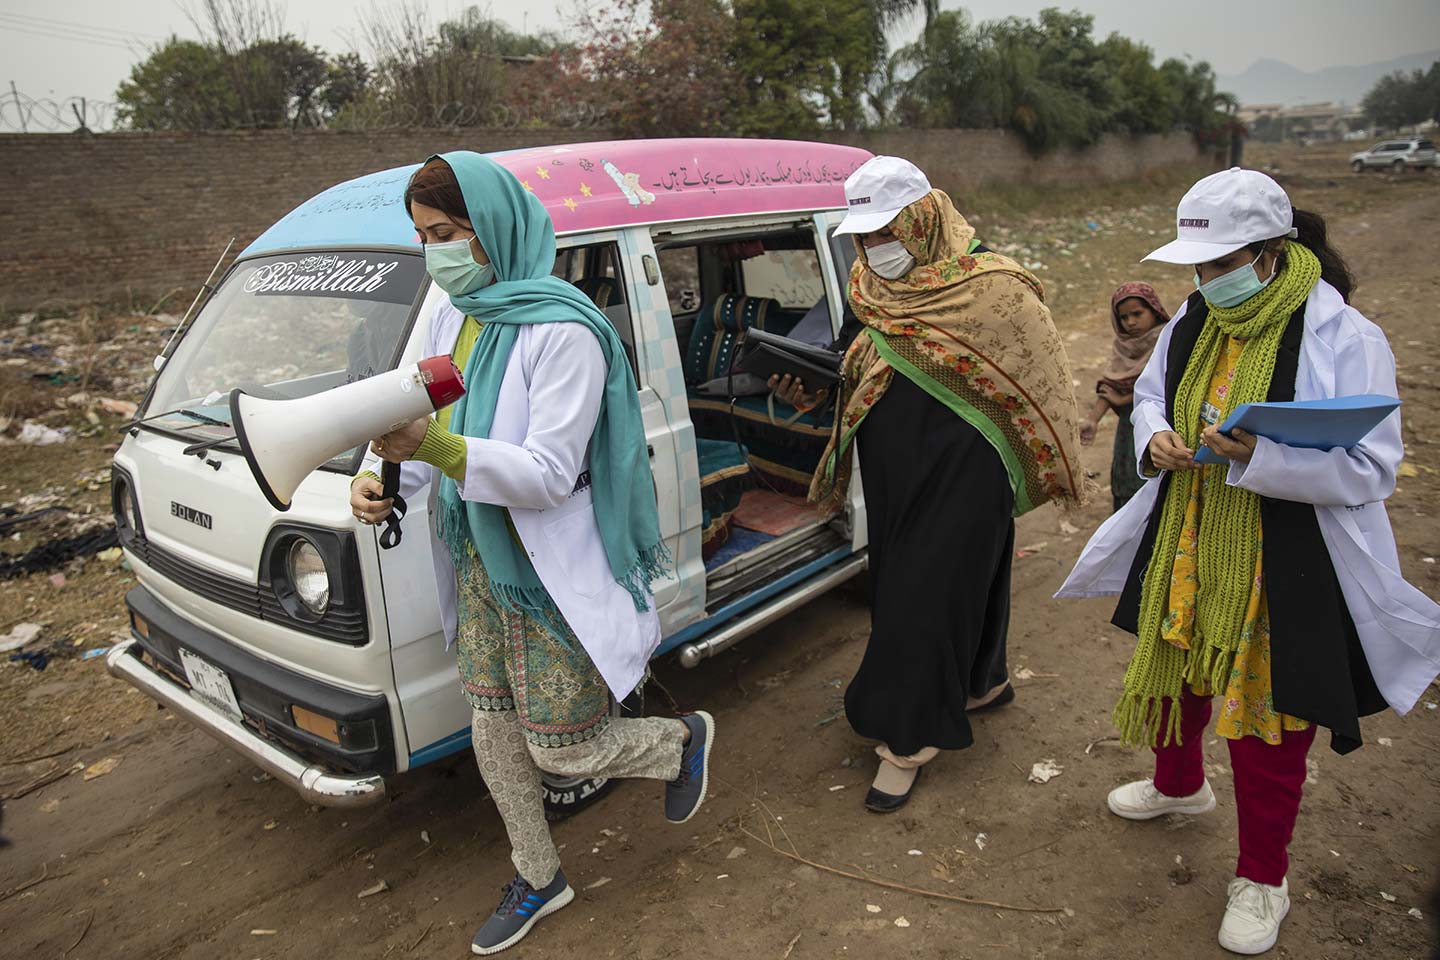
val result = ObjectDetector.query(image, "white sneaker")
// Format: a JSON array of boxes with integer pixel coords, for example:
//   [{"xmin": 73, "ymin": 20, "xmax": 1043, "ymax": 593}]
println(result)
[
  {"xmin": 1218, "ymin": 877, "xmax": 1290, "ymax": 955},
  {"xmin": 1106, "ymin": 778, "xmax": 1216, "ymax": 820}
]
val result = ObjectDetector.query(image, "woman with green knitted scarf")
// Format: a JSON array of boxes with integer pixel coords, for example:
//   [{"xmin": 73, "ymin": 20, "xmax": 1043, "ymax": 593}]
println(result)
[{"xmin": 1060, "ymin": 169, "xmax": 1440, "ymax": 956}]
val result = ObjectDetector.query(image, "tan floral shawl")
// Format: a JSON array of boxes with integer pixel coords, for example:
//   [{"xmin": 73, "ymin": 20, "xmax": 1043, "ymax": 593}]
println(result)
[{"xmin": 810, "ymin": 189, "xmax": 1086, "ymax": 516}]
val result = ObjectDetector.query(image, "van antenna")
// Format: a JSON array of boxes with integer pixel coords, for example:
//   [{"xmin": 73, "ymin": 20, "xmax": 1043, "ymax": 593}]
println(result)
[{"xmin": 153, "ymin": 237, "xmax": 236, "ymax": 373}]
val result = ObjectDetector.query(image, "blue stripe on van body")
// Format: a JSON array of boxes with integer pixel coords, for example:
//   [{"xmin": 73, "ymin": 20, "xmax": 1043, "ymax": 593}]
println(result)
[
  {"xmin": 408, "ymin": 727, "xmax": 472, "ymax": 767},
  {"xmin": 654, "ymin": 546, "xmax": 854, "ymax": 656}
]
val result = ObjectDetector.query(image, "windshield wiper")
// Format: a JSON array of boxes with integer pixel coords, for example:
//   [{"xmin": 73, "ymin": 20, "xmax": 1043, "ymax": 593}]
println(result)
[{"xmin": 120, "ymin": 405, "xmax": 231, "ymax": 434}]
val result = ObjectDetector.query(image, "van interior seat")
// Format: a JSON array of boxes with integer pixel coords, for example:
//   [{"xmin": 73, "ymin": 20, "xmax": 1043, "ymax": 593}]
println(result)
[{"xmin": 683, "ymin": 293, "xmax": 836, "ymax": 495}]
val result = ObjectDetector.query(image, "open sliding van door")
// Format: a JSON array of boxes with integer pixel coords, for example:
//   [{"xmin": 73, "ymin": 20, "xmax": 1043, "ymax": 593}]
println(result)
[{"xmin": 813, "ymin": 210, "xmax": 867, "ymax": 554}]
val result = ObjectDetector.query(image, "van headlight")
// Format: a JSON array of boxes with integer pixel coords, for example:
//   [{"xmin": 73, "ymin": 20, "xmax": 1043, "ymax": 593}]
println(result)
[
  {"xmin": 111, "ymin": 468, "xmax": 143, "ymax": 543},
  {"xmin": 287, "ymin": 539, "xmax": 331, "ymax": 615},
  {"xmin": 259, "ymin": 525, "xmax": 368, "ymax": 643}
]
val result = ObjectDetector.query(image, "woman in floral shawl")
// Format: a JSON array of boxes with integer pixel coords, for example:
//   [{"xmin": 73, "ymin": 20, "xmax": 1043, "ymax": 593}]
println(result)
[{"xmin": 774, "ymin": 156, "xmax": 1085, "ymax": 811}]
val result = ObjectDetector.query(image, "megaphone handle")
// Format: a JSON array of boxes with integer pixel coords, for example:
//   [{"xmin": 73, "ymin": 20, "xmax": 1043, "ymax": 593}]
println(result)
[{"xmin": 378, "ymin": 460, "xmax": 408, "ymax": 550}]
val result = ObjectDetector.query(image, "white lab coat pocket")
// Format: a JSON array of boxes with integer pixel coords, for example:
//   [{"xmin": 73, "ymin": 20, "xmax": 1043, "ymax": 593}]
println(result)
[{"xmin": 543, "ymin": 506, "xmax": 611, "ymax": 599}]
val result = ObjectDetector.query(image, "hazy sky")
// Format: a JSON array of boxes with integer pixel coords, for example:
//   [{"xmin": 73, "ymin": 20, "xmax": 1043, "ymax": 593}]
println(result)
[{"xmin": 3, "ymin": 0, "xmax": 1438, "ymax": 106}]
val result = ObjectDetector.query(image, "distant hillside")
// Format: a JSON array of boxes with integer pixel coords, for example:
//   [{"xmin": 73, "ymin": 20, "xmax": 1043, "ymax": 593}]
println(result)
[{"xmin": 1219, "ymin": 49, "xmax": 1440, "ymax": 107}]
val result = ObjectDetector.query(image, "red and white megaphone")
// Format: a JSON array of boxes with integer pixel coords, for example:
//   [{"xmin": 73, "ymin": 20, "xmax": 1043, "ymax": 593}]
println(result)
[{"xmin": 230, "ymin": 356, "xmax": 465, "ymax": 513}]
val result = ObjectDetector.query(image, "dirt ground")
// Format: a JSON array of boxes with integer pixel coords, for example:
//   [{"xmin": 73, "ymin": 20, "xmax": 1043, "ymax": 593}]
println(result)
[{"xmin": 1, "ymin": 142, "xmax": 1437, "ymax": 960}]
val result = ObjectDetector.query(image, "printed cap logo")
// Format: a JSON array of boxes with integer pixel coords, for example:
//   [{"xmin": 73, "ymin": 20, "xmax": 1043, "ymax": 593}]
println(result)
[
  {"xmin": 849, "ymin": 196, "xmax": 872, "ymax": 206},
  {"xmin": 1178, "ymin": 218, "xmax": 1210, "ymax": 229}
]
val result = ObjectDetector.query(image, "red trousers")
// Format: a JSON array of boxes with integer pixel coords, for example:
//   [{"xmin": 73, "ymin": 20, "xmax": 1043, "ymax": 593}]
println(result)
[{"xmin": 1152, "ymin": 689, "xmax": 1317, "ymax": 886}]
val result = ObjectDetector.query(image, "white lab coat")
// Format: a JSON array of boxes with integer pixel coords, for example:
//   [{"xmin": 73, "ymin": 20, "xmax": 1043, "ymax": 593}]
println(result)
[
  {"xmin": 365, "ymin": 300, "xmax": 661, "ymax": 700},
  {"xmin": 1058, "ymin": 280, "xmax": 1440, "ymax": 715}
]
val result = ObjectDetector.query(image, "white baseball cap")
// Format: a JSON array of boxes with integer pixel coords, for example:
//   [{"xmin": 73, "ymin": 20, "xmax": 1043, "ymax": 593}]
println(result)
[
  {"xmin": 1144, "ymin": 167, "xmax": 1297, "ymax": 265},
  {"xmin": 834, "ymin": 155, "xmax": 932, "ymax": 236}
]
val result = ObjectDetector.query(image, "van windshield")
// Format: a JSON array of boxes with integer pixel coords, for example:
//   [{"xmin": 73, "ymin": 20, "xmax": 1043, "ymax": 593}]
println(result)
[{"xmin": 144, "ymin": 251, "xmax": 426, "ymax": 468}]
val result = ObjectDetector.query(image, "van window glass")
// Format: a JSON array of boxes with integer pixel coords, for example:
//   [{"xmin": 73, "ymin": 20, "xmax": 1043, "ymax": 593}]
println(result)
[
  {"xmin": 740, "ymin": 248, "xmax": 826, "ymax": 309},
  {"xmin": 557, "ymin": 241, "xmax": 638, "ymax": 378},
  {"xmin": 828, "ymin": 227, "xmax": 858, "ymax": 288},
  {"xmin": 143, "ymin": 251, "xmax": 426, "ymax": 468},
  {"xmin": 658, "ymin": 246, "xmax": 701, "ymax": 315}
]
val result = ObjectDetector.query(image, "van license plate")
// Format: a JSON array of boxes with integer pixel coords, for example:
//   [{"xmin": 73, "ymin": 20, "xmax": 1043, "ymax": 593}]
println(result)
[{"xmin": 178, "ymin": 648, "xmax": 244, "ymax": 724}]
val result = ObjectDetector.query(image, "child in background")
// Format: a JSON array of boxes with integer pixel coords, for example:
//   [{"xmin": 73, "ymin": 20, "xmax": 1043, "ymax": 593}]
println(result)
[{"xmin": 1079, "ymin": 282, "xmax": 1171, "ymax": 511}]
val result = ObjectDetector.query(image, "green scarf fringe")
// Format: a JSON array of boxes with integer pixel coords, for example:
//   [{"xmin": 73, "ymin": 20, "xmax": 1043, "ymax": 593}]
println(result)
[{"xmin": 1115, "ymin": 244, "xmax": 1322, "ymax": 749}]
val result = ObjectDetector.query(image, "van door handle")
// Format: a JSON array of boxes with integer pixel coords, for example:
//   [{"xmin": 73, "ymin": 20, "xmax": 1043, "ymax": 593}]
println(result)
[{"xmin": 647, "ymin": 444, "xmax": 655, "ymax": 459}]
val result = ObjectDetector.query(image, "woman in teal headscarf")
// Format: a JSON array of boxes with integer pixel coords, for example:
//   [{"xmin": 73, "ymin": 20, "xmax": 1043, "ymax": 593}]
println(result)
[{"xmin": 354, "ymin": 152, "xmax": 715, "ymax": 955}]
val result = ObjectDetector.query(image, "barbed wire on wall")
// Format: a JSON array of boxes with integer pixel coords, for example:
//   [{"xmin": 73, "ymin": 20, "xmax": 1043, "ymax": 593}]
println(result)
[
  {"xmin": 0, "ymin": 89, "xmax": 122, "ymax": 133},
  {"xmin": 0, "ymin": 87, "xmax": 606, "ymax": 133}
]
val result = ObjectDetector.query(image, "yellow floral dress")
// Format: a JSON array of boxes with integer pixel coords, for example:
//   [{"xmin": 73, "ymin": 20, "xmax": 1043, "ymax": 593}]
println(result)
[{"xmin": 1161, "ymin": 337, "xmax": 1309, "ymax": 744}]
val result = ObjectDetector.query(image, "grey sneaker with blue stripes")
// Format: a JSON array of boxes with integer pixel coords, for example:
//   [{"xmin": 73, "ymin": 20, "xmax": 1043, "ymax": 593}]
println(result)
[
  {"xmin": 471, "ymin": 869, "xmax": 574, "ymax": 956},
  {"xmin": 665, "ymin": 710, "xmax": 715, "ymax": 824}
]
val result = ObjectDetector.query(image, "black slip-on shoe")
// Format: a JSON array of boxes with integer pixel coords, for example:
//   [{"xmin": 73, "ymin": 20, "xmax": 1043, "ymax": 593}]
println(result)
[{"xmin": 864, "ymin": 764, "xmax": 923, "ymax": 814}]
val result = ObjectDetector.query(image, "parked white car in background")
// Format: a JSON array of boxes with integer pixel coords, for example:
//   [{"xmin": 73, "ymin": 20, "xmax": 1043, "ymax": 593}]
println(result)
[{"xmin": 1349, "ymin": 138, "xmax": 1437, "ymax": 172}]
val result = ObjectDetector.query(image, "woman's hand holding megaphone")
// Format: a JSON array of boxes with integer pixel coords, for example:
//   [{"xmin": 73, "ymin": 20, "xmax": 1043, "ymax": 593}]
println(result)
[
  {"xmin": 350, "ymin": 476, "xmax": 393, "ymax": 525},
  {"xmin": 371, "ymin": 416, "xmax": 431, "ymax": 464}
]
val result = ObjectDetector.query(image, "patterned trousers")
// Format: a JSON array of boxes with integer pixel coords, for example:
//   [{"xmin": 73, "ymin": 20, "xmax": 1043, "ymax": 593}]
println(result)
[{"xmin": 457, "ymin": 562, "xmax": 684, "ymax": 887}]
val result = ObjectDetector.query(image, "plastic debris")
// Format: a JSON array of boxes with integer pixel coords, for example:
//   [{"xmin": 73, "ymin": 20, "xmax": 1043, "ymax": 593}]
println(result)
[
  {"xmin": 16, "ymin": 422, "xmax": 70, "ymax": 446},
  {"xmin": 98, "ymin": 398, "xmax": 139, "ymax": 418},
  {"xmin": 894, "ymin": 917, "xmax": 911, "ymax": 928},
  {"xmin": 250, "ymin": 929, "xmax": 277, "ymax": 936},
  {"xmin": 0, "ymin": 622, "xmax": 42, "ymax": 653},
  {"xmin": 1377, "ymin": 737, "xmax": 1393, "ymax": 747},
  {"xmin": 1380, "ymin": 891, "xmax": 1397, "ymax": 902},
  {"xmin": 48, "ymin": 573, "xmax": 66, "ymax": 588},
  {"xmin": 8, "ymin": 650, "xmax": 49, "ymax": 671},
  {"xmin": 828, "ymin": 784, "xmax": 845, "ymax": 792},
  {"xmin": 726, "ymin": 846, "xmax": 746, "ymax": 860},
  {"xmin": 81, "ymin": 647, "xmax": 109, "ymax": 660},
  {"xmin": 420, "ymin": 830, "xmax": 431, "ymax": 845},
  {"xmin": 585, "ymin": 876, "xmax": 612, "ymax": 890},
  {"xmin": 907, "ymin": 849, "xmax": 923, "ymax": 856},
  {"xmin": 1029, "ymin": 759, "xmax": 1064, "ymax": 784},
  {"xmin": 357, "ymin": 879, "xmax": 390, "ymax": 899},
  {"xmin": 97, "ymin": 547, "xmax": 123, "ymax": 562},
  {"xmin": 83, "ymin": 756, "xmax": 121, "ymax": 780},
  {"xmin": 1410, "ymin": 908, "xmax": 1424, "ymax": 919},
  {"xmin": 974, "ymin": 833, "xmax": 989, "ymax": 852},
  {"xmin": 263, "ymin": 819, "xmax": 278, "ymax": 830},
  {"xmin": 866, "ymin": 904, "xmax": 881, "ymax": 914}
]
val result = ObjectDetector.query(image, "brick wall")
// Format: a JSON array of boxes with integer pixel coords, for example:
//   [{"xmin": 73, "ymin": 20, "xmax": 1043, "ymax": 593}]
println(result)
[{"xmin": 0, "ymin": 128, "xmax": 1206, "ymax": 307}]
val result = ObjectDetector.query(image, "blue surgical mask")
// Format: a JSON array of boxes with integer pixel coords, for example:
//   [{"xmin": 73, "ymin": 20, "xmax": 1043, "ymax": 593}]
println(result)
[
  {"xmin": 424, "ymin": 236, "xmax": 493, "ymax": 296},
  {"xmin": 1194, "ymin": 249, "xmax": 1275, "ymax": 308}
]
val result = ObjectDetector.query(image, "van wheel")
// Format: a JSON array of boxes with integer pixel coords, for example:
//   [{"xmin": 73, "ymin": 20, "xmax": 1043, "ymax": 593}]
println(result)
[
  {"xmin": 542, "ymin": 773, "xmax": 616, "ymax": 821},
  {"xmin": 1393, "ymin": 159, "xmax": 1407, "ymax": 173},
  {"xmin": 1351, "ymin": 160, "xmax": 1364, "ymax": 173},
  {"xmin": 540, "ymin": 686, "xmax": 646, "ymax": 821}
]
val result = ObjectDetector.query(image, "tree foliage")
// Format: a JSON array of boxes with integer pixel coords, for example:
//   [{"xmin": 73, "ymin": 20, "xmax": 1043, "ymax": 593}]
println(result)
[
  {"xmin": 112, "ymin": 0, "xmax": 1242, "ymax": 152},
  {"xmin": 116, "ymin": 1, "xmax": 368, "ymax": 129},
  {"xmin": 1362, "ymin": 64, "xmax": 1440, "ymax": 131}
]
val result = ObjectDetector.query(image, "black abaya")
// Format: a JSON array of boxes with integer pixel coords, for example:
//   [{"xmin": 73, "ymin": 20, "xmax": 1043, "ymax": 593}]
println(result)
[{"xmin": 845, "ymin": 373, "xmax": 1015, "ymax": 756}]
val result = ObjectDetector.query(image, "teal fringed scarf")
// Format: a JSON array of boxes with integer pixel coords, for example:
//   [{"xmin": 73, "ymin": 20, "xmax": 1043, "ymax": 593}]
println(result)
[{"xmin": 430, "ymin": 151, "xmax": 668, "ymax": 622}]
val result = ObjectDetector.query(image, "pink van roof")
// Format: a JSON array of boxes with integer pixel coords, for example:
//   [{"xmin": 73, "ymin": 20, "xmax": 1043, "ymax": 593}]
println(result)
[{"xmin": 488, "ymin": 138, "xmax": 873, "ymax": 234}]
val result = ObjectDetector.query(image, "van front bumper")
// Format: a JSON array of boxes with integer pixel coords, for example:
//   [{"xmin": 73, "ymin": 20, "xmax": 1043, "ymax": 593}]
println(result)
[{"xmin": 107, "ymin": 587, "xmax": 389, "ymax": 808}]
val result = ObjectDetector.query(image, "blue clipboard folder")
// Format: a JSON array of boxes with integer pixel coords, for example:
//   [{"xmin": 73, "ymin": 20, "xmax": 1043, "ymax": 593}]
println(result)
[{"xmin": 1194, "ymin": 394, "xmax": 1401, "ymax": 465}]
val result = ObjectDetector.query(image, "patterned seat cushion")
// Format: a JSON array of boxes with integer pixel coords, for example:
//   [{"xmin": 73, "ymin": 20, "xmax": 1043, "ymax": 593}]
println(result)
[
  {"xmin": 683, "ymin": 294, "xmax": 794, "ymax": 387},
  {"xmin": 696, "ymin": 438, "xmax": 752, "ymax": 561}
]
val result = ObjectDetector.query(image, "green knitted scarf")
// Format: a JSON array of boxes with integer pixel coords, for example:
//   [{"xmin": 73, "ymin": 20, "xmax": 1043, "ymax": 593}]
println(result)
[{"xmin": 1114, "ymin": 243, "xmax": 1322, "ymax": 748}]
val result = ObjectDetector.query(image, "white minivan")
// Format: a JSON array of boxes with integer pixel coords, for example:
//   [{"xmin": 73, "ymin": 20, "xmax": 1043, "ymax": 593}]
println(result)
[{"xmin": 107, "ymin": 138, "xmax": 874, "ymax": 815}]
